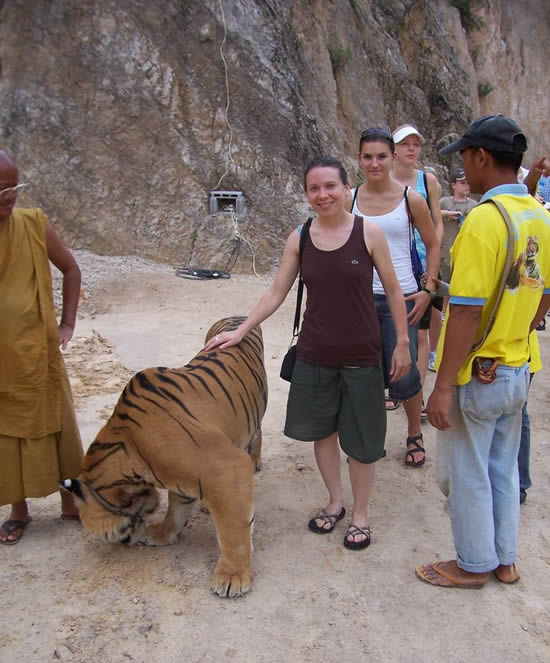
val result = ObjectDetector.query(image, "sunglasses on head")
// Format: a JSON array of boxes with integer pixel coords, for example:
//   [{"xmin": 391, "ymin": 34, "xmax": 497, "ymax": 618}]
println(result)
[{"xmin": 360, "ymin": 127, "xmax": 393, "ymax": 140}]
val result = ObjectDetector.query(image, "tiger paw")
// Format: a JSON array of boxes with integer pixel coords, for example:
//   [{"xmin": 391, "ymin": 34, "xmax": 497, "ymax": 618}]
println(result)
[
  {"xmin": 143, "ymin": 523, "xmax": 180, "ymax": 546},
  {"xmin": 210, "ymin": 565, "xmax": 251, "ymax": 598}
]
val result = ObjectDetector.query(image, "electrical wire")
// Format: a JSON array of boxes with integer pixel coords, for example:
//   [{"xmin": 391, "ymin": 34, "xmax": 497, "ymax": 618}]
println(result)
[
  {"xmin": 212, "ymin": 0, "xmax": 235, "ymax": 191},
  {"xmin": 175, "ymin": 2, "xmax": 258, "ymax": 281}
]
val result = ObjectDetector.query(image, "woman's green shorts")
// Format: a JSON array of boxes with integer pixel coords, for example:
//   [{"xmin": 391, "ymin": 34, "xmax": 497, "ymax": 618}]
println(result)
[{"xmin": 284, "ymin": 359, "xmax": 387, "ymax": 464}]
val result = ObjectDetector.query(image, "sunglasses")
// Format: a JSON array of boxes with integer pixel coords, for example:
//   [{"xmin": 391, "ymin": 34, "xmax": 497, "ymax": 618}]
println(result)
[
  {"xmin": 0, "ymin": 183, "xmax": 26, "ymax": 200},
  {"xmin": 360, "ymin": 127, "xmax": 393, "ymax": 140}
]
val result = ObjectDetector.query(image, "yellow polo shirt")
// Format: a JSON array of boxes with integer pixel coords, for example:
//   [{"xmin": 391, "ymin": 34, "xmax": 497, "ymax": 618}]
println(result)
[{"xmin": 436, "ymin": 184, "xmax": 550, "ymax": 385}]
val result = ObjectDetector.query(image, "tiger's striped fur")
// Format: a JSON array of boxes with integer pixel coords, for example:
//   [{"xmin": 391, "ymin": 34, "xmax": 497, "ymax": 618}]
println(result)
[{"xmin": 62, "ymin": 317, "xmax": 267, "ymax": 598}]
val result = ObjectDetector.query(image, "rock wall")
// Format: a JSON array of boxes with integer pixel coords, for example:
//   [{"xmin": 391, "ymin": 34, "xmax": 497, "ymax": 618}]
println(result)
[{"xmin": 0, "ymin": 0, "xmax": 548, "ymax": 271}]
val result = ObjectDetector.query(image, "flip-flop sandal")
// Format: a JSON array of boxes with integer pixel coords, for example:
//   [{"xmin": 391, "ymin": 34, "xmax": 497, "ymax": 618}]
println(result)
[
  {"xmin": 343, "ymin": 523, "xmax": 371, "ymax": 550},
  {"xmin": 415, "ymin": 561, "xmax": 487, "ymax": 589},
  {"xmin": 308, "ymin": 507, "xmax": 346, "ymax": 534},
  {"xmin": 385, "ymin": 396, "xmax": 400, "ymax": 411},
  {"xmin": 493, "ymin": 564, "xmax": 520, "ymax": 584},
  {"xmin": 60, "ymin": 514, "xmax": 81, "ymax": 521},
  {"xmin": 0, "ymin": 517, "xmax": 32, "ymax": 545},
  {"xmin": 405, "ymin": 434, "xmax": 425, "ymax": 467}
]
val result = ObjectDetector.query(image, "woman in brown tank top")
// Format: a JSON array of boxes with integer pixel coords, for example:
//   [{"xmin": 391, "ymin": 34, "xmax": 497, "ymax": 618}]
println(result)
[{"xmin": 203, "ymin": 156, "xmax": 410, "ymax": 550}]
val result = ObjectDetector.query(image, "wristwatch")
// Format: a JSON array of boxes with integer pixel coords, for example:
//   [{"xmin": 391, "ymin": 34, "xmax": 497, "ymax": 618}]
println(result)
[{"xmin": 421, "ymin": 287, "xmax": 436, "ymax": 299}]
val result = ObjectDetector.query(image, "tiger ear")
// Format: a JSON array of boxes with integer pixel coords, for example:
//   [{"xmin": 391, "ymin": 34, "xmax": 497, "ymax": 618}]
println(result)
[{"xmin": 59, "ymin": 479, "xmax": 85, "ymax": 501}]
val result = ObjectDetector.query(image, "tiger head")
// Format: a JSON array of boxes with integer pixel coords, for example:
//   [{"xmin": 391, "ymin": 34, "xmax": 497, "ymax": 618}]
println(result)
[
  {"xmin": 60, "ymin": 474, "xmax": 160, "ymax": 545},
  {"xmin": 526, "ymin": 235, "xmax": 539, "ymax": 259}
]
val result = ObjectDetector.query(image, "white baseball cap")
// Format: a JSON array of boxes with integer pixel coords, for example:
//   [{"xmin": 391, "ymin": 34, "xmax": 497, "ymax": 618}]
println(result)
[{"xmin": 393, "ymin": 125, "xmax": 425, "ymax": 145}]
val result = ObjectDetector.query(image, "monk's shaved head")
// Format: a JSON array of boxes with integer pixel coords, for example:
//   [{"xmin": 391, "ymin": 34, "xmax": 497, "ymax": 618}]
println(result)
[
  {"xmin": 0, "ymin": 151, "xmax": 18, "ymax": 181},
  {"xmin": 0, "ymin": 150, "xmax": 16, "ymax": 169},
  {"xmin": 0, "ymin": 150, "xmax": 20, "ymax": 219}
]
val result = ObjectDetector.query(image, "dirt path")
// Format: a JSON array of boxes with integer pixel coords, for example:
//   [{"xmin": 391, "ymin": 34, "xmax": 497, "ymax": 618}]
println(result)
[{"xmin": 1, "ymin": 259, "xmax": 549, "ymax": 663}]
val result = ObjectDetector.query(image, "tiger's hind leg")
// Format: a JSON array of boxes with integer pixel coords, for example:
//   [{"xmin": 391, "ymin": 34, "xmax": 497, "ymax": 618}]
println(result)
[
  {"xmin": 143, "ymin": 491, "xmax": 197, "ymax": 546},
  {"xmin": 247, "ymin": 429, "xmax": 263, "ymax": 472},
  {"xmin": 203, "ymin": 454, "xmax": 254, "ymax": 598}
]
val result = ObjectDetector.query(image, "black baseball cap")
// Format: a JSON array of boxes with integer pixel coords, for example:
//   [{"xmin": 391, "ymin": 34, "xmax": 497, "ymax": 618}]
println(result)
[
  {"xmin": 439, "ymin": 114, "xmax": 527, "ymax": 156},
  {"xmin": 451, "ymin": 169, "xmax": 466, "ymax": 182}
]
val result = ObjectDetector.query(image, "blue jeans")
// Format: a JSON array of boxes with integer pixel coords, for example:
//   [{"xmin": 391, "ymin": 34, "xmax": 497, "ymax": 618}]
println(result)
[
  {"xmin": 374, "ymin": 294, "xmax": 421, "ymax": 402},
  {"xmin": 518, "ymin": 374, "xmax": 534, "ymax": 494},
  {"xmin": 436, "ymin": 363, "xmax": 529, "ymax": 573}
]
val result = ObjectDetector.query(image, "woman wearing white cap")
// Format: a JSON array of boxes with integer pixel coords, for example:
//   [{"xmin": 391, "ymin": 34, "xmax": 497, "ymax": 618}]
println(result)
[{"xmin": 392, "ymin": 124, "xmax": 443, "ymax": 413}]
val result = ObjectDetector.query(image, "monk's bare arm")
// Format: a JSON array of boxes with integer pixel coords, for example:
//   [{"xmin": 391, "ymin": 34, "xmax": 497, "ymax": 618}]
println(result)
[{"xmin": 46, "ymin": 223, "xmax": 81, "ymax": 346}]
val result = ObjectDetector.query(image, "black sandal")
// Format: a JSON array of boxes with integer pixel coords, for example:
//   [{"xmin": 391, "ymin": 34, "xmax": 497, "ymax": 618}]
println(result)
[
  {"xmin": 308, "ymin": 507, "xmax": 346, "ymax": 534},
  {"xmin": 385, "ymin": 396, "xmax": 400, "ymax": 411},
  {"xmin": 343, "ymin": 523, "xmax": 372, "ymax": 550},
  {"xmin": 405, "ymin": 434, "xmax": 425, "ymax": 468}
]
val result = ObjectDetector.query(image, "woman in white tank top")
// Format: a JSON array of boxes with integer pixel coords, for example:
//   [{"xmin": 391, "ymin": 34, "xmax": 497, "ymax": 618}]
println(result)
[{"xmin": 348, "ymin": 127, "xmax": 440, "ymax": 467}]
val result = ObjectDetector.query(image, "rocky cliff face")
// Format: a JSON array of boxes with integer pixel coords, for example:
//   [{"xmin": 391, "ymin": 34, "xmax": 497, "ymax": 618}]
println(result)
[{"xmin": 1, "ymin": 0, "xmax": 548, "ymax": 271}]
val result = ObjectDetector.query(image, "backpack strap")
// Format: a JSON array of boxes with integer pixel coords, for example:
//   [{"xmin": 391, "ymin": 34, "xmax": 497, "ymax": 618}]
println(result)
[
  {"xmin": 470, "ymin": 199, "xmax": 516, "ymax": 351},
  {"xmin": 404, "ymin": 185, "xmax": 411, "ymax": 220},
  {"xmin": 404, "ymin": 186, "xmax": 413, "ymax": 240},
  {"xmin": 422, "ymin": 171, "xmax": 431, "ymax": 211}
]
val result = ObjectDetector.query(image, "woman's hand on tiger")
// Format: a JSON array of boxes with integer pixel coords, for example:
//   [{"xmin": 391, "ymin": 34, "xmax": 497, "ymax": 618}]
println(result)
[{"xmin": 202, "ymin": 330, "xmax": 244, "ymax": 351}]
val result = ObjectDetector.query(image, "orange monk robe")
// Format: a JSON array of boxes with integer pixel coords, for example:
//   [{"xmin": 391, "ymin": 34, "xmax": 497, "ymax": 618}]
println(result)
[{"xmin": 0, "ymin": 209, "xmax": 83, "ymax": 504}]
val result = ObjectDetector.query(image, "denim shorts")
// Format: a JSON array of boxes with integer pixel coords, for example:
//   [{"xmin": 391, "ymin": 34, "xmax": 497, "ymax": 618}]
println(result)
[
  {"xmin": 374, "ymin": 294, "xmax": 422, "ymax": 402},
  {"xmin": 284, "ymin": 359, "xmax": 386, "ymax": 464}
]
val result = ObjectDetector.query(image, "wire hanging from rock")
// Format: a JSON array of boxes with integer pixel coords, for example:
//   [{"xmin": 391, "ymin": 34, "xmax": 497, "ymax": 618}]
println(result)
[
  {"xmin": 175, "ymin": 2, "xmax": 258, "ymax": 281},
  {"xmin": 213, "ymin": 0, "xmax": 235, "ymax": 191}
]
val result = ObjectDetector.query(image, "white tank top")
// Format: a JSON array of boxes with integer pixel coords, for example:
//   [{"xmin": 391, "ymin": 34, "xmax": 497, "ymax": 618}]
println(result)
[{"xmin": 351, "ymin": 188, "xmax": 417, "ymax": 295}]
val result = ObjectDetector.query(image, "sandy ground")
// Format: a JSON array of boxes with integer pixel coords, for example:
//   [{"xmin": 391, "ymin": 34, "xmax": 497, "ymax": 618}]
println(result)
[{"xmin": 1, "ymin": 256, "xmax": 550, "ymax": 663}]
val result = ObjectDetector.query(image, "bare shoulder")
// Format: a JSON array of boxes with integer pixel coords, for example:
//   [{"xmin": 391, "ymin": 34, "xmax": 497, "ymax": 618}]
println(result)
[
  {"xmin": 407, "ymin": 189, "xmax": 431, "ymax": 225},
  {"xmin": 284, "ymin": 225, "xmax": 302, "ymax": 255},
  {"xmin": 406, "ymin": 188, "xmax": 426, "ymax": 206},
  {"xmin": 426, "ymin": 172, "xmax": 441, "ymax": 193},
  {"xmin": 45, "ymin": 222, "xmax": 79, "ymax": 272}
]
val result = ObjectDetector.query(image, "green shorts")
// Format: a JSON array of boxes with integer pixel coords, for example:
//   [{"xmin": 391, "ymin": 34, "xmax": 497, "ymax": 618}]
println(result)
[{"xmin": 284, "ymin": 359, "xmax": 386, "ymax": 464}]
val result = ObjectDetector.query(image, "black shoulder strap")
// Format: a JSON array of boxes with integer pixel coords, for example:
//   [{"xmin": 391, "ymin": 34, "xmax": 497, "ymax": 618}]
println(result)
[
  {"xmin": 404, "ymin": 186, "xmax": 414, "ymax": 243},
  {"xmin": 422, "ymin": 171, "xmax": 431, "ymax": 211},
  {"xmin": 293, "ymin": 217, "xmax": 313, "ymax": 337},
  {"xmin": 298, "ymin": 217, "xmax": 312, "ymax": 265},
  {"xmin": 404, "ymin": 186, "xmax": 412, "ymax": 222},
  {"xmin": 352, "ymin": 187, "xmax": 359, "ymax": 210}
]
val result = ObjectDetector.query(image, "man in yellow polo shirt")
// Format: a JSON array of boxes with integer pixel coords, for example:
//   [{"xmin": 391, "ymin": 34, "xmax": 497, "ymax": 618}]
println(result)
[{"xmin": 416, "ymin": 115, "xmax": 550, "ymax": 589}]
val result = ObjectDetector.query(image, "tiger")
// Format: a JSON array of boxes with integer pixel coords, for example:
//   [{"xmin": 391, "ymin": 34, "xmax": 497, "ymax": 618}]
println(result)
[
  {"xmin": 61, "ymin": 316, "xmax": 267, "ymax": 598},
  {"xmin": 507, "ymin": 235, "xmax": 543, "ymax": 289},
  {"xmin": 524, "ymin": 235, "xmax": 541, "ymax": 282}
]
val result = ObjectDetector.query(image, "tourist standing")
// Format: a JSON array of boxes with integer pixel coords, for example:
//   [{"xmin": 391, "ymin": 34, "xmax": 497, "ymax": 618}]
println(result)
[{"xmin": 417, "ymin": 115, "xmax": 550, "ymax": 588}]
